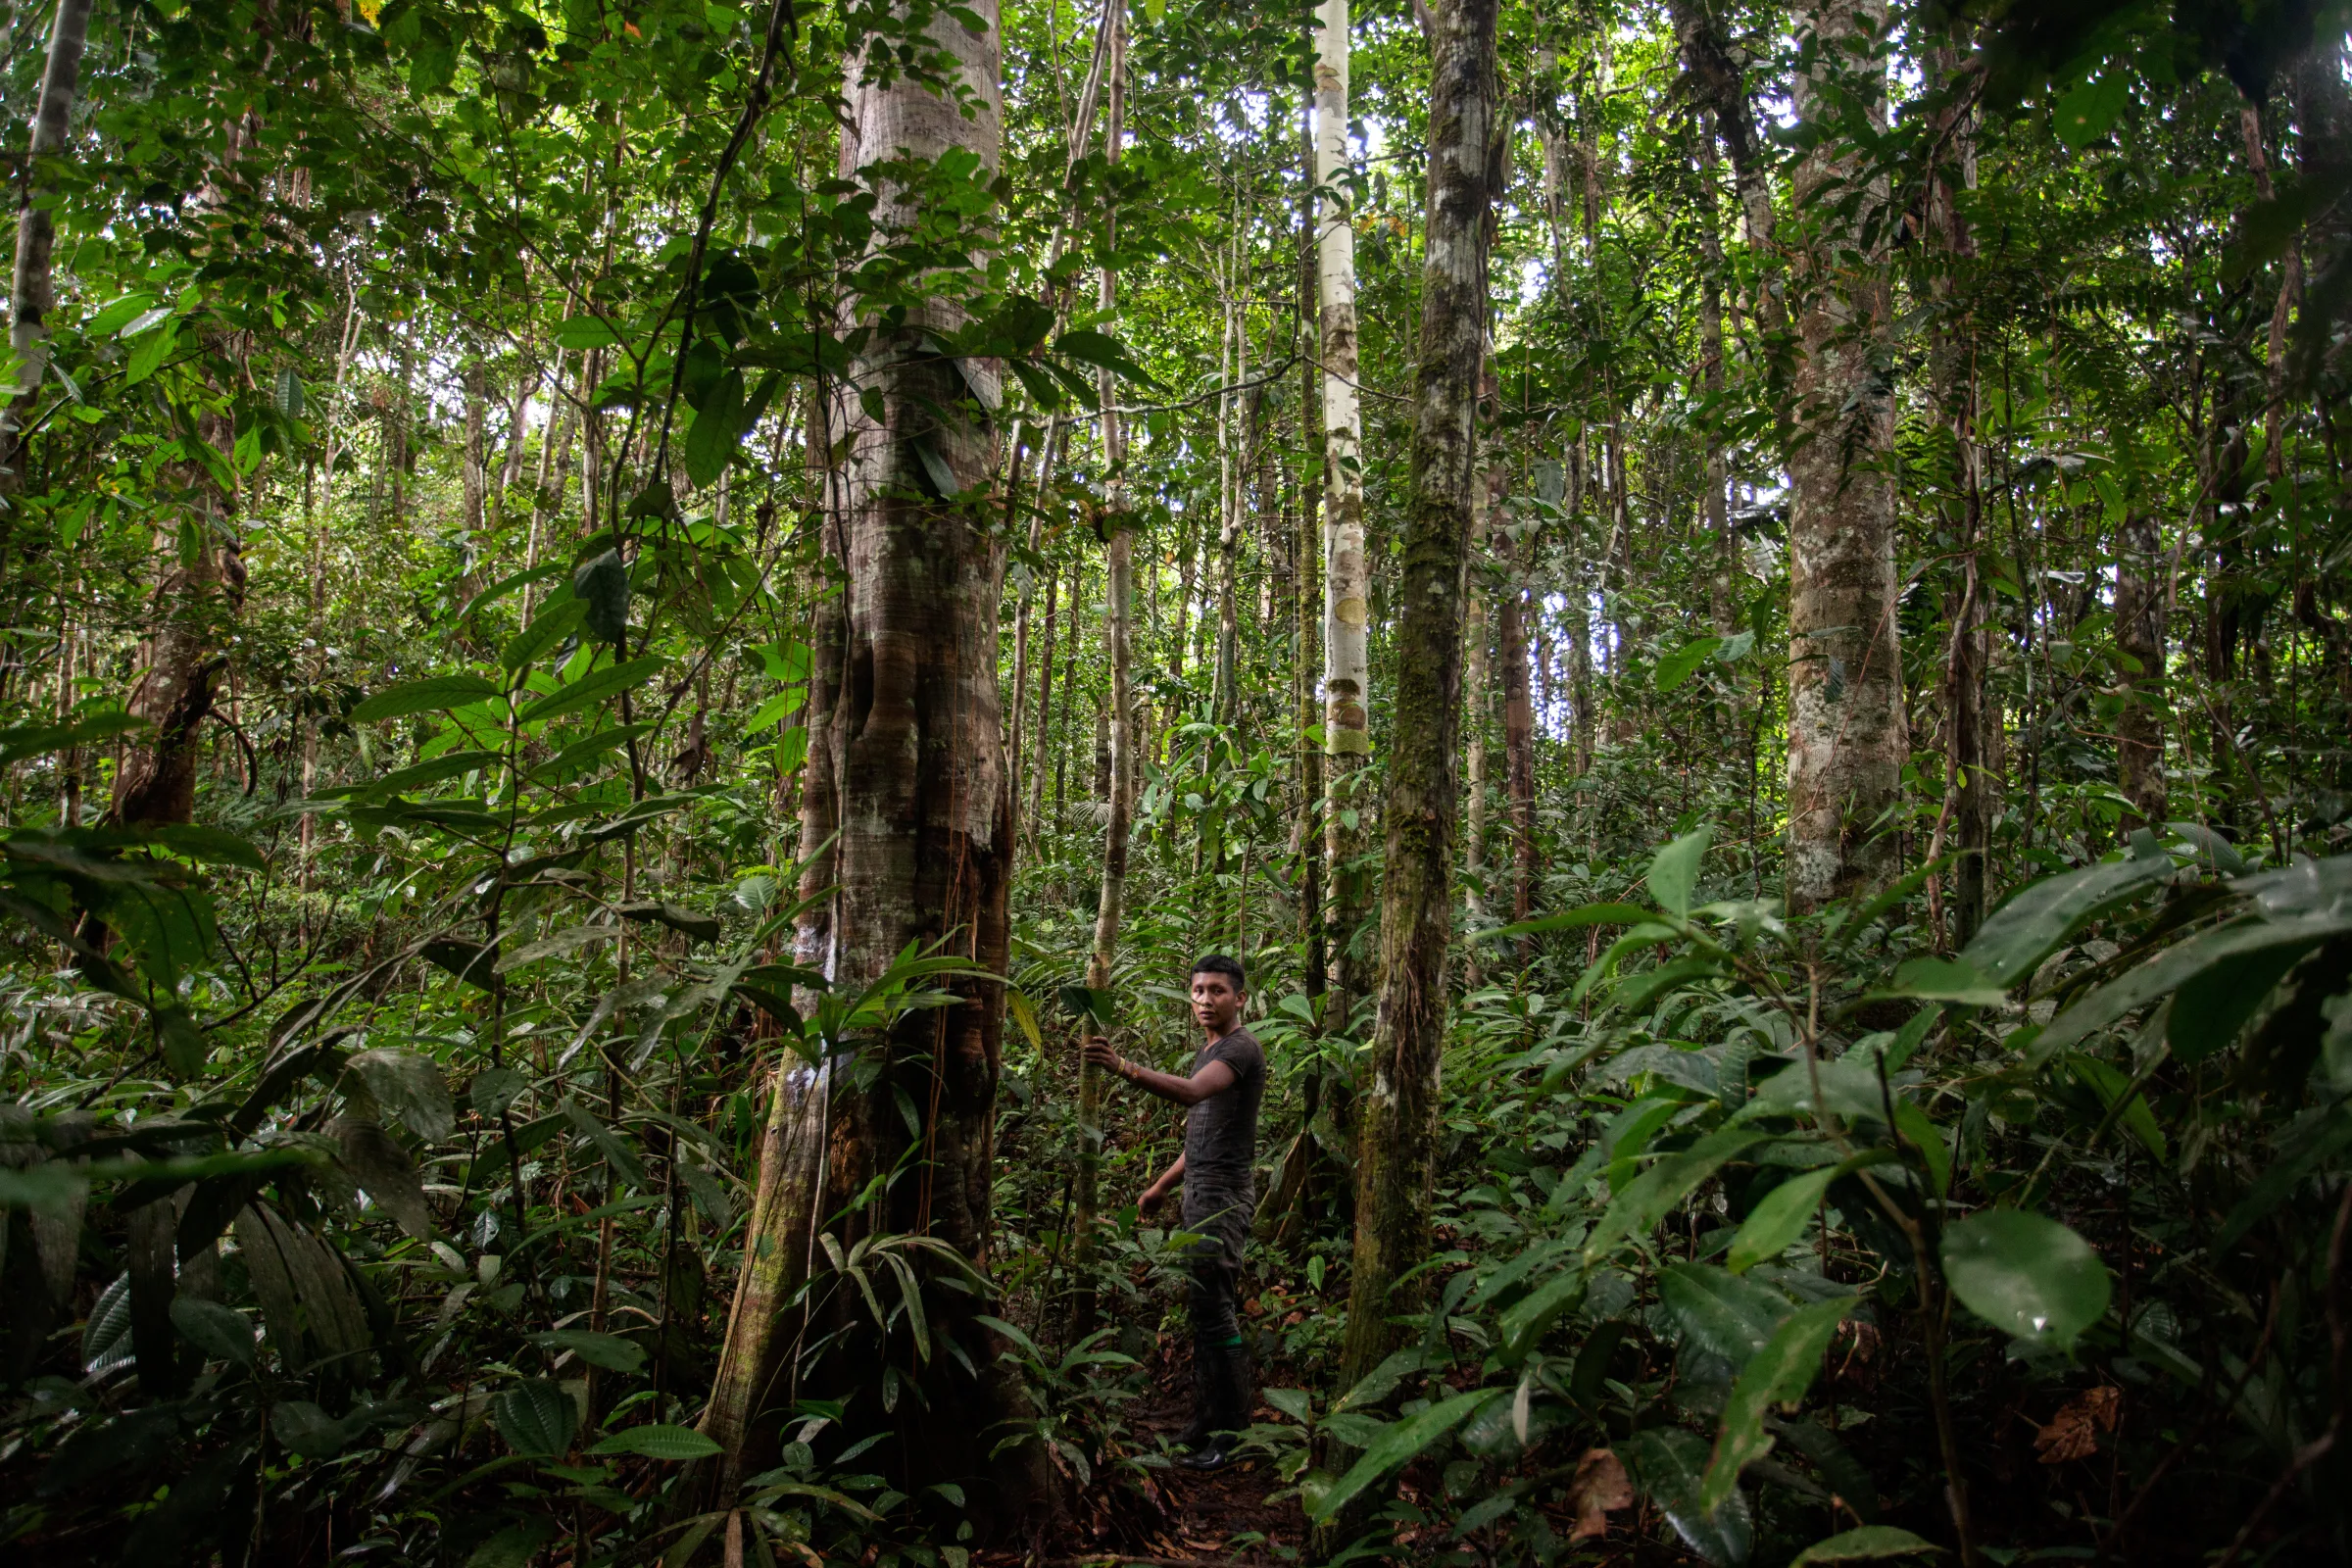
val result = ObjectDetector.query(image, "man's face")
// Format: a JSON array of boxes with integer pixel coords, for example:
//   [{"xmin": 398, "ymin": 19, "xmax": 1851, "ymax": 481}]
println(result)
[{"xmin": 1191, "ymin": 971, "xmax": 1243, "ymax": 1035}]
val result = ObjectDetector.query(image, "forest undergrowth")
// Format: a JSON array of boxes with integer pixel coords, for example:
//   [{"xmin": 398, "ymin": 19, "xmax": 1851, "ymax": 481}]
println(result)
[{"xmin": 1, "ymin": 1, "xmax": 2351, "ymax": 1567}]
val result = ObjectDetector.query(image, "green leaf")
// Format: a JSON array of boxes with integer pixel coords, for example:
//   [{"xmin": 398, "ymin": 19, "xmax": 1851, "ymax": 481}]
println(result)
[
  {"xmin": 150, "ymin": 824, "xmax": 266, "ymax": 871},
  {"xmin": 469, "ymin": 1518, "xmax": 560, "ymax": 1568},
  {"xmin": 533, "ymin": 1330, "xmax": 647, "ymax": 1374},
  {"xmin": 1585, "ymin": 1127, "xmax": 1763, "ymax": 1261},
  {"xmin": 1656, "ymin": 636, "xmax": 1723, "ymax": 692},
  {"xmin": 1621, "ymin": 1425, "xmax": 1753, "ymax": 1566},
  {"xmin": 517, "ymin": 656, "xmax": 664, "ymax": 726},
  {"xmin": 1884, "ymin": 956, "xmax": 2006, "ymax": 1007},
  {"xmin": 1648, "ymin": 827, "xmax": 1713, "ymax": 918},
  {"xmin": 591, "ymin": 1423, "xmax": 722, "ymax": 1460},
  {"xmin": 351, "ymin": 674, "xmax": 504, "ymax": 723},
  {"xmin": 1479, "ymin": 902, "xmax": 1653, "ymax": 942},
  {"xmin": 2038, "ymin": 915, "xmax": 2347, "ymax": 1061},
  {"xmin": 1939, "ymin": 1209, "xmax": 2111, "ymax": 1350},
  {"xmin": 1498, "ymin": 1265, "xmax": 1586, "ymax": 1358},
  {"xmin": 554, "ymin": 315, "xmax": 622, "ymax": 350},
  {"xmin": 0, "ymin": 711, "xmax": 144, "ymax": 765},
  {"xmin": 527, "ymin": 721, "xmax": 653, "ymax": 783},
  {"xmin": 1054, "ymin": 326, "xmax": 1154, "ymax": 385},
  {"xmin": 1958, "ymin": 854, "xmax": 2172, "ymax": 991},
  {"xmin": 2169, "ymin": 938, "xmax": 2313, "ymax": 1064},
  {"xmin": 171, "ymin": 1297, "xmax": 256, "ymax": 1369},
  {"xmin": 2052, "ymin": 74, "xmax": 2127, "ymax": 152},
  {"xmin": 682, "ymin": 368, "xmax": 746, "ymax": 488},
  {"xmin": 1303, "ymin": 1388, "xmax": 1490, "ymax": 1523},
  {"xmin": 1659, "ymin": 1262, "xmax": 1794, "ymax": 1363},
  {"xmin": 1702, "ymin": 1297, "xmax": 1853, "ymax": 1509},
  {"xmin": 495, "ymin": 1378, "xmax": 578, "ymax": 1458},
  {"xmin": 1727, "ymin": 1166, "xmax": 1838, "ymax": 1273},
  {"xmin": 503, "ymin": 599, "xmax": 588, "ymax": 672},
  {"xmin": 615, "ymin": 901, "xmax": 722, "ymax": 944},
  {"xmin": 270, "ymin": 1399, "xmax": 351, "ymax": 1459},
  {"xmin": 494, "ymin": 924, "xmax": 619, "ymax": 972},
  {"xmin": 573, "ymin": 551, "xmax": 629, "ymax": 647},
  {"xmin": 1789, "ymin": 1526, "xmax": 1948, "ymax": 1564},
  {"xmin": 362, "ymin": 750, "xmax": 505, "ymax": 799},
  {"xmin": 348, "ymin": 1048, "xmax": 455, "ymax": 1142}
]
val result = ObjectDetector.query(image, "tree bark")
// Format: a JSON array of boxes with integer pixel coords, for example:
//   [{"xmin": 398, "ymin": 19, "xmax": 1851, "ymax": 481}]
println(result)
[
  {"xmin": 1783, "ymin": 0, "xmax": 1906, "ymax": 912},
  {"xmin": 0, "ymin": 0, "xmax": 96, "ymax": 497},
  {"xmin": 1072, "ymin": 0, "xmax": 1128, "ymax": 1334},
  {"xmin": 2114, "ymin": 509, "xmax": 2169, "ymax": 828},
  {"xmin": 1315, "ymin": 0, "xmax": 1374, "ymax": 1024},
  {"xmin": 1462, "ymin": 466, "xmax": 1491, "ymax": 981},
  {"xmin": 1334, "ymin": 0, "xmax": 1498, "ymax": 1407},
  {"xmin": 714, "ymin": 0, "xmax": 1051, "ymax": 1525},
  {"xmin": 1498, "ymin": 534, "xmax": 1538, "ymax": 928}
]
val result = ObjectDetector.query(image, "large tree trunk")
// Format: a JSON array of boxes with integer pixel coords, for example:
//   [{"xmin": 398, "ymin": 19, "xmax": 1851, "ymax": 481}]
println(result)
[
  {"xmin": 1071, "ymin": 0, "xmax": 1128, "ymax": 1333},
  {"xmin": 1334, "ymin": 0, "xmax": 1498, "ymax": 1407},
  {"xmin": 1315, "ymin": 0, "xmax": 1374, "ymax": 1027},
  {"xmin": 1498, "ymin": 536, "xmax": 1538, "ymax": 927},
  {"xmin": 0, "ymin": 0, "xmax": 96, "ymax": 498},
  {"xmin": 704, "ymin": 393, "xmax": 853, "ymax": 1494},
  {"xmin": 1783, "ymin": 0, "xmax": 1906, "ymax": 911},
  {"xmin": 1461, "ymin": 467, "xmax": 1491, "ymax": 982},
  {"xmin": 711, "ymin": 0, "xmax": 1051, "ymax": 1526},
  {"xmin": 2114, "ymin": 509, "xmax": 2169, "ymax": 828}
]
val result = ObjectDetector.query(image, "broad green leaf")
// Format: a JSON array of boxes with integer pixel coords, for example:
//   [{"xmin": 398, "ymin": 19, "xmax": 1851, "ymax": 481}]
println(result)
[
  {"xmin": 2052, "ymin": 74, "xmax": 2128, "ymax": 152},
  {"xmin": 1303, "ymin": 1388, "xmax": 1490, "ymax": 1523},
  {"xmin": 1727, "ymin": 1166, "xmax": 1838, "ymax": 1273},
  {"xmin": 351, "ymin": 674, "xmax": 504, "ymax": 723},
  {"xmin": 2168, "ymin": 938, "xmax": 2314, "ymax": 1064},
  {"xmin": 553, "ymin": 314, "xmax": 622, "ymax": 349},
  {"xmin": 1702, "ymin": 1297, "xmax": 1853, "ymax": 1509},
  {"xmin": 1789, "ymin": 1526, "xmax": 1947, "ymax": 1564},
  {"xmin": 590, "ymin": 1423, "xmax": 722, "ymax": 1460},
  {"xmin": 1648, "ymin": 827, "xmax": 1713, "ymax": 918},
  {"xmin": 1959, "ymin": 854, "xmax": 2172, "ymax": 990},
  {"xmin": 171, "ymin": 1298, "xmax": 256, "ymax": 1369},
  {"xmin": 503, "ymin": 599, "xmax": 588, "ymax": 672},
  {"xmin": 682, "ymin": 369, "xmax": 746, "ymax": 487},
  {"xmin": 527, "ymin": 721, "xmax": 653, "ymax": 783},
  {"xmin": 348, "ymin": 1048, "xmax": 455, "ymax": 1142},
  {"xmin": 2214, "ymin": 1105, "xmax": 2352, "ymax": 1252},
  {"xmin": 150, "ymin": 824, "xmax": 266, "ymax": 871},
  {"xmin": 1658, "ymin": 1262, "xmax": 1794, "ymax": 1362},
  {"xmin": 1498, "ymin": 1265, "xmax": 1585, "ymax": 1358},
  {"xmin": 1884, "ymin": 956, "xmax": 2005, "ymax": 1007},
  {"xmin": 2066, "ymin": 1054, "xmax": 2165, "ymax": 1161},
  {"xmin": 1585, "ymin": 1127, "xmax": 1763, "ymax": 1261},
  {"xmin": 2037, "ymin": 915, "xmax": 2347, "ymax": 1061},
  {"xmin": 362, "ymin": 750, "xmax": 504, "ymax": 799},
  {"xmin": 573, "ymin": 551, "xmax": 630, "ymax": 647},
  {"xmin": 1656, "ymin": 636, "xmax": 1723, "ymax": 692},
  {"xmin": 469, "ymin": 1519, "xmax": 560, "ymax": 1568},
  {"xmin": 494, "ymin": 924, "xmax": 619, "ymax": 972},
  {"xmin": 517, "ymin": 656, "xmax": 665, "ymax": 726},
  {"xmin": 1621, "ymin": 1425, "xmax": 1753, "ymax": 1566},
  {"xmin": 533, "ymin": 1330, "xmax": 645, "ymax": 1373},
  {"xmin": 270, "ymin": 1399, "xmax": 350, "ymax": 1458},
  {"xmin": 1939, "ymin": 1209, "xmax": 2111, "ymax": 1350},
  {"xmin": 494, "ymin": 1378, "xmax": 577, "ymax": 1457},
  {"xmin": 1479, "ymin": 902, "xmax": 1653, "ymax": 942}
]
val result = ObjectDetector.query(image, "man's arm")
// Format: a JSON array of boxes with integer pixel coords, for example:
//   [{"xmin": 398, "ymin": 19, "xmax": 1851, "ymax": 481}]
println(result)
[{"xmin": 1080, "ymin": 1039, "xmax": 1236, "ymax": 1106}]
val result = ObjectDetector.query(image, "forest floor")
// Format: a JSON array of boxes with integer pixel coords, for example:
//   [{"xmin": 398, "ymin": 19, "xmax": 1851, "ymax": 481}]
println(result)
[{"xmin": 997, "ymin": 1333, "xmax": 1308, "ymax": 1568}]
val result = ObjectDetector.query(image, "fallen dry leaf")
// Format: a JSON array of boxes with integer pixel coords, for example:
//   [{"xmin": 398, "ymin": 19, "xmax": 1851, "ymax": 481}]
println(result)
[
  {"xmin": 1568, "ymin": 1446, "xmax": 1634, "ymax": 1543},
  {"xmin": 2034, "ymin": 1385, "xmax": 2121, "ymax": 1464}
]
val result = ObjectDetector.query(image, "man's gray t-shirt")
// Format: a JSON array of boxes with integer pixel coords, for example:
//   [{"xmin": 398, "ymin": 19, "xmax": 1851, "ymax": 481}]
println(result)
[{"xmin": 1181, "ymin": 1026, "xmax": 1265, "ymax": 1266}]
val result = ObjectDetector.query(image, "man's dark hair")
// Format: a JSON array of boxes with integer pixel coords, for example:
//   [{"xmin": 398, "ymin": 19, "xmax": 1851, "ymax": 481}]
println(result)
[{"xmin": 1191, "ymin": 954, "xmax": 1246, "ymax": 992}]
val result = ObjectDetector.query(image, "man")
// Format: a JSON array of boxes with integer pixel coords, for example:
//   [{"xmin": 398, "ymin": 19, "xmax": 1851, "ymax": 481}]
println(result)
[{"xmin": 1082, "ymin": 954, "xmax": 1264, "ymax": 1472}]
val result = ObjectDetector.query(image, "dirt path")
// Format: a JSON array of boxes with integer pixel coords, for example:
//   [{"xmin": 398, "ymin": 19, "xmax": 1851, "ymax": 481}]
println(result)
[{"xmin": 1015, "ymin": 1333, "xmax": 1310, "ymax": 1568}]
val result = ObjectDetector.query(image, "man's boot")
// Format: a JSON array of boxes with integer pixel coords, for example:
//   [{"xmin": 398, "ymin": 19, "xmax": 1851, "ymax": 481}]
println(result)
[
  {"xmin": 1172, "ymin": 1341, "xmax": 1217, "ymax": 1450},
  {"xmin": 1178, "ymin": 1341, "xmax": 1252, "ymax": 1472}
]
